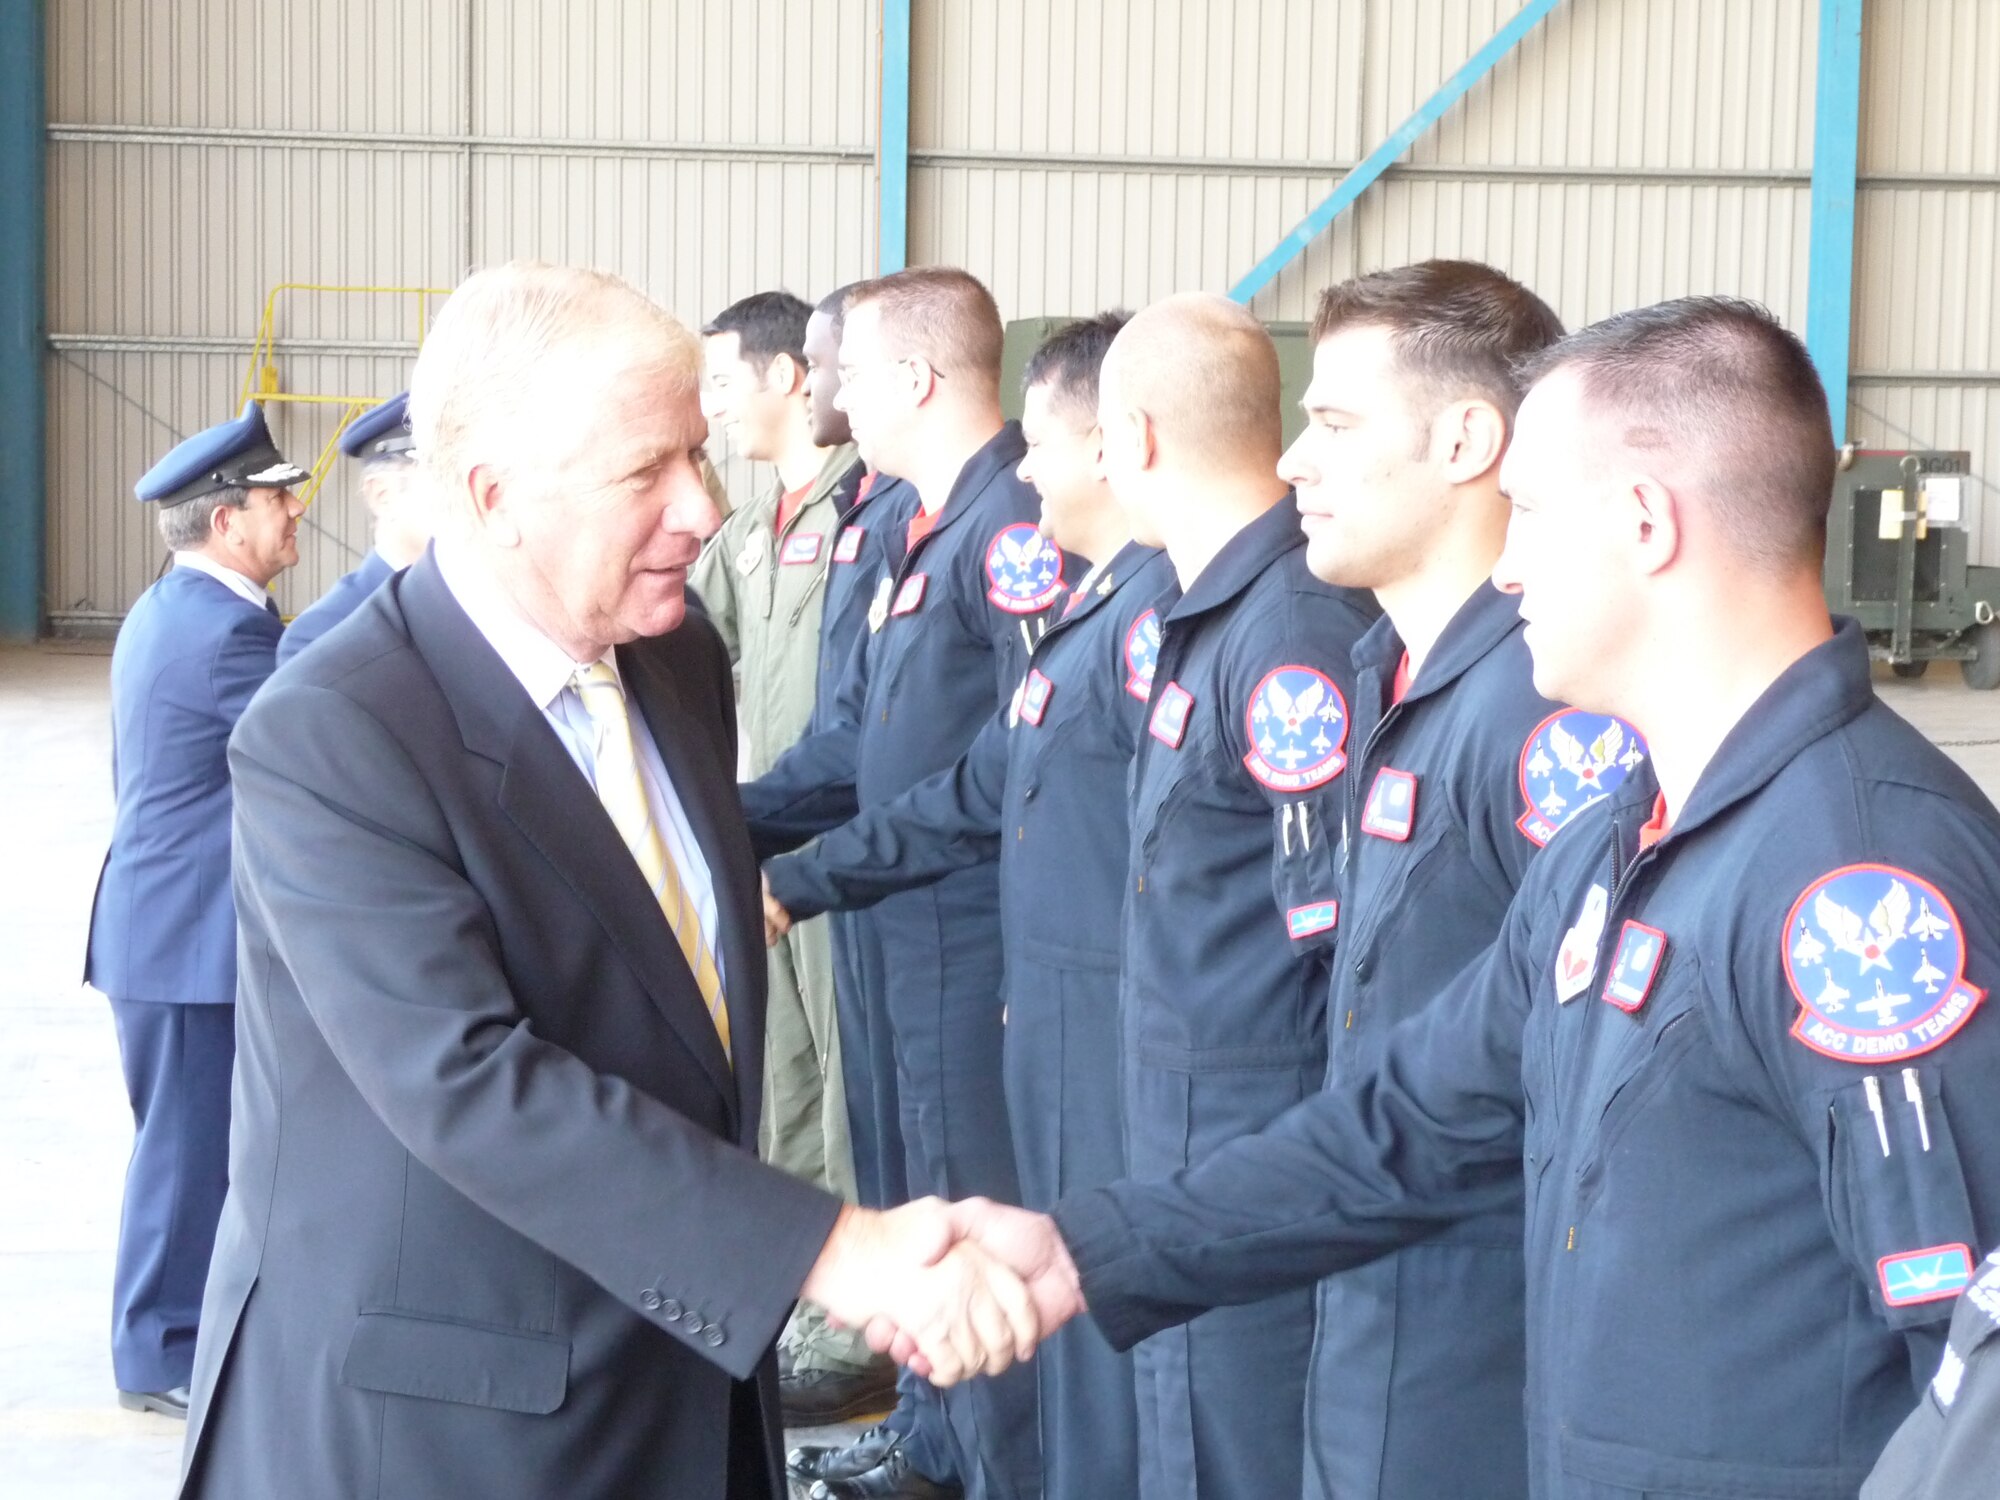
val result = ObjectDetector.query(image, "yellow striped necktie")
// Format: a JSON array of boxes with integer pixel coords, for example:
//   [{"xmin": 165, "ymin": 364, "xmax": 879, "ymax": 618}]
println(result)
[{"xmin": 569, "ymin": 661, "xmax": 731, "ymax": 1064}]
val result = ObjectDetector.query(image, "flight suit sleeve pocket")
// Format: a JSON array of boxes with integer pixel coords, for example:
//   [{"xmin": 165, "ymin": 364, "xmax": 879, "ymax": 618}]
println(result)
[
  {"xmin": 1826, "ymin": 1066, "xmax": 1980, "ymax": 1329},
  {"xmin": 341, "ymin": 1309, "xmax": 570, "ymax": 1414},
  {"xmin": 1269, "ymin": 792, "xmax": 1342, "ymax": 952}
]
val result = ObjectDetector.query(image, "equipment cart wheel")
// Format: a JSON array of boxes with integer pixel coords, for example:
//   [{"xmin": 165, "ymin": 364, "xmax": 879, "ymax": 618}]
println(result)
[
  {"xmin": 1963, "ymin": 620, "xmax": 2000, "ymax": 691},
  {"xmin": 1892, "ymin": 660, "xmax": 1929, "ymax": 679}
]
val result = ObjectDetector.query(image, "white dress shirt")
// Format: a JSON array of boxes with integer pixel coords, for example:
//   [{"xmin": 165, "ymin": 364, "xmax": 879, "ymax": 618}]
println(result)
[
  {"xmin": 175, "ymin": 549, "xmax": 276, "ymax": 612},
  {"xmin": 434, "ymin": 543, "xmax": 724, "ymax": 985}
]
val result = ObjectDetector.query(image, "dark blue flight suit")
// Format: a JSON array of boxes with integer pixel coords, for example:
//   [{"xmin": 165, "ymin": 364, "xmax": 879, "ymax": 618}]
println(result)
[
  {"xmin": 1122, "ymin": 499, "xmax": 1376, "ymax": 1500},
  {"xmin": 1305, "ymin": 581, "xmax": 1647, "ymax": 1500},
  {"xmin": 767, "ymin": 541, "xmax": 1174, "ymax": 1500},
  {"xmin": 1058, "ymin": 618, "xmax": 2000, "ymax": 1500},
  {"xmin": 744, "ymin": 426, "xmax": 1057, "ymax": 1500}
]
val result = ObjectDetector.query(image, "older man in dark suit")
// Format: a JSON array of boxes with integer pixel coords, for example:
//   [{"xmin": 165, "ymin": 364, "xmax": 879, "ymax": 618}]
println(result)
[{"xmin": 177, "ymin": 262, "xmax": 1040, "ymax": 1500}]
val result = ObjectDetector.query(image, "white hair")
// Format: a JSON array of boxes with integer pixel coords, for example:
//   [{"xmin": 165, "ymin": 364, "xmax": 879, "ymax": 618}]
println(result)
[{"xmin": 410, "ymin": 261, "xmax": 700, "ymax": 525}]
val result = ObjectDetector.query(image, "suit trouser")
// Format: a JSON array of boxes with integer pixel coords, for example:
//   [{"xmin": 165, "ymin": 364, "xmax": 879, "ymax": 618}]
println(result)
[
  {"xmin": 876, "ymin": 876, "xmax": 1042, "ymax": 1500},
  {"xmin": 761, "ymin": 913, "xmax": 873, "ymax": 1374},
  {"xmin": 107, "ymin": 997, "xmax": 235, "ymax": 1392},
  {"xmin": 1003, "ymin": 951, "xmax": 1139, "ymax": 1500}
]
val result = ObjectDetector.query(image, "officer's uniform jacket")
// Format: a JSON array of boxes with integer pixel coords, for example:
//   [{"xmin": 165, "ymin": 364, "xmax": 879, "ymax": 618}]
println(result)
[
  {"xmin": 277, "ymin": 549, "xmax": 394, "ymax": 665},
  {"xmin": 86, "ymin": 565, "xmax": 283, "ymax": 1004},
  {"xmin": 1301, "ymin": 581, "xmax": 1643, "ymax": 1500},
  {"xmin": 688, "ymin": 442, "xmax": 858, "ymax": 776},
  {"xmin": 1120, "ymin": 499, "xmax": 1377, "ymax": 1500},
  {"xmin": 1061, "ymin": 619, "xmax": 2000, "ymax": 1500},
  {"xmin": 1864, "ymin": 1244, "xmax": 2000, "ymax": 1500}
]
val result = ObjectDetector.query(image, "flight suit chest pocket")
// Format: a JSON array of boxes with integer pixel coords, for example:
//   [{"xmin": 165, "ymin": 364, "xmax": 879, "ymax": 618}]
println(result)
[
  {"xmin": 1272, "ymin": 790, "xmax": 1341, "ymax": 951},
  {"xmin": 1826, "ymin": 1063, "xmax": 1980, "ymax": 1328}
]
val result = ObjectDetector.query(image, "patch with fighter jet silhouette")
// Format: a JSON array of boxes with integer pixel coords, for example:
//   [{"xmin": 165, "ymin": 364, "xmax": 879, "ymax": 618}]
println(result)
[
  {"xmin": 1515, "ymin": 709, "xmax": 1650, "ymax": 846},
  {"xmin": 1783, "ymin": 863, "xmax": 1986, "ymax": 1063},
  {"xmin": 983, "ymin": 524, "xmax": 1065, "ymax": 614},
  {"xmin": 1241, "ymin": 665, "xmax": 1349, "ymax": 793}
]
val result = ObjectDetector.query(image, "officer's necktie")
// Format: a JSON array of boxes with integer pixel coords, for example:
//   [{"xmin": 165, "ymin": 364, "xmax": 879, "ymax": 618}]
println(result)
[
  {"xmin": 265, "ymin": 596, "xmax": 281, "ymax": 619},
  {"xmin": 569, "ymin": 661, "xmax": 731, "ymax": 1063}
]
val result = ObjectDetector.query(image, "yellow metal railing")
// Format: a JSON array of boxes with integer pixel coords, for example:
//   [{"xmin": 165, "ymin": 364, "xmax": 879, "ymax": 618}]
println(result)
[{"xmin": 237, "ymin": 283, "xmax": 452, "ymax": 507}]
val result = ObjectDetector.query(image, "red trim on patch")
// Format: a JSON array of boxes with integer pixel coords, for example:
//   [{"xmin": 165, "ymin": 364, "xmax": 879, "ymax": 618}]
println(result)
[
  {"xmin": 1359, "ymin": 767, "xmax": 1418, "ymax": 842},
  {"xmin": 833, "ymin": 527, "xmax": 865, "ymax": 564},
  {"xmin": 1287, "ymin": 901, "xmax": 1339, "ymax": 940},
  {"xmin": 890, "ymin": 574, "xmax": 927, "ymax": 616},
  {"xmin": 1018, "ymin": 669, "xmax": 1054, "ymax": 726},
  {"xmin": 780, "ymin": 531, "xmax": 823, "ymax": 565},
  {"xmin": 1149, "ymin": 682, "xmax": 1194, "ymax": 749},
  {"xmin": 1601, "ymin": 920, "xmax": 1668, "ymax": 1013},
  {"xmin": 1877, "ymin": 1243, "xmax": 1976, "ymax": 1307},
  {"xmin": 1240, "ymin": 664, "xmax": 1349, "ymax": 793}
]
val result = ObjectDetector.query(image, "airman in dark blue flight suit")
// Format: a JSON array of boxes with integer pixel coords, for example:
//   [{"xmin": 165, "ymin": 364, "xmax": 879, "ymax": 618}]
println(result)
[
  {"xmin": 744, "ymin": 266, "xmax": 1059, "ymax": 1500},
  {"xmin": 768, "ymin": 310, "xmax": 1150, "ymax": 1500},
  {"xmin": 1038, "ymin": 299, "xmax": 2000, "ymax": 1500},
  {"xmin": 1094, "ymin": 294, "xmax": 1377, "ymax": 1500}
]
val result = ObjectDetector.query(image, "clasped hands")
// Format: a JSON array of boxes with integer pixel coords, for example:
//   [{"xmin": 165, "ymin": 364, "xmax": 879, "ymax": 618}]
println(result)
[{"xmin": 799, "ymin": 1197, "xmax": 1084, "ymax": 1387}]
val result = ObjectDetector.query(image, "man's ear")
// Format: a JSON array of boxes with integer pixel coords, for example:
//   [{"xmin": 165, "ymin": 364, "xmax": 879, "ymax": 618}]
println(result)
[
  {"xmin": 209, "ymin": 500, "xmax": 237, "ymax": 544},
  {"xmin": 1438, "ymin": 400, "xmax": 1508, "ymax": 485},
  {"xmin": 1625, "ymin": 474, "xmax": 1681, "ymax": 577},
  {"xmin": 468, "ymin": 463, "xmax": 522, "ymax": 548},
  {"xmin": 907, "ymin": 357, "xmax": 940, "ymax": 407},
  {"xmin": 766, "ymin": 352, "xmax": 804, "ymax": 397}
]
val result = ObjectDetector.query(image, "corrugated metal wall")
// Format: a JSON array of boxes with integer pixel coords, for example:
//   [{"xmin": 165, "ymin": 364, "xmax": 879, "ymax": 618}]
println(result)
[{"xmin": 43, "ymin": 0, "xmax": 2000, "ymax": 622}]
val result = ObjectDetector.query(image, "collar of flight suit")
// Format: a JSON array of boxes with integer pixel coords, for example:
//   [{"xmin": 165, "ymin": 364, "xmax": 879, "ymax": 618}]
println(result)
[
  {"xmin": 1046, "ymin": 539, "xmax": 1162, "ymax": 637},
  {"xmin": 1353, "ymin": 580, "xmax": 1524, "ymax": 710},
  {"xmin": 899, "ymin": 422, "xmax": 1029, "ymax": 562},
  {"xmin": 1601, "ymin": 614, "xmax": 1876, "ymax": 855},
  {"xmin": 1157, "ymin": 495, "xmax": 1305, "ymax": 626}
]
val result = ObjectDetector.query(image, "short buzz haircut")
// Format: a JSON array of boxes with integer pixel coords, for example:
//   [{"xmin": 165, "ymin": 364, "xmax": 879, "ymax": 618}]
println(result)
[
  {"xmin": 157, "ymin": 486, "xmax": 249, "ymax": 550},
  {"xmin": 845, "ymin": 267, "xmax": 1005, "ymax": 387},
  {"xmin": 1517, "ymin": 296, "xmax": 1836, "ymax": 568},
  {"xmin": 702, "ymin": 290, "xmax": 813, "ymax": 375},
  {"xmin": 1310, "ymin": 259, "xmax": 1565, "ymax": 424},
  {"xmin": 1022, "ymin": 310, "xmax": 1131, "ymax": 421}
]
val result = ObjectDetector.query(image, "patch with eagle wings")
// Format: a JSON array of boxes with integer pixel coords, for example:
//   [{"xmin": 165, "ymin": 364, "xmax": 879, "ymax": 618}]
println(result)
[
  {"xmin": 983, "ymin": 524, "xmax": 1064, "ymax": 614},
  {"xmin": 1516, "ymin": 709, "xmax": 1650, "ymax": 846},
  {"xmin": 1241, "ymin": 665, "xmax": 1349, "ymax": 793}
]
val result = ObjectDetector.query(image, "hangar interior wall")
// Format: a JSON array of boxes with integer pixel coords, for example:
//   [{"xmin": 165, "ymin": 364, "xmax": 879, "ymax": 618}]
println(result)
[{"xmin": 43, "ymin": 0, "xmax": 2000, "ymax": 624}]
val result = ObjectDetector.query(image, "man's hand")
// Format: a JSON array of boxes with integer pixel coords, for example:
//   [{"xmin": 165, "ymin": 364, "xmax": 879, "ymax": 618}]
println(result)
[
  {"xmin": 799, "ymin": 1200, "xmax": 1043, "ymax": 1386},
  {"xmin": 761, "ymin": 872, "xmax": 791, "ymax": 948},
  {"xmin": 861, "ymin": 1198, "xmax": 1086, "ymax": 1376}
]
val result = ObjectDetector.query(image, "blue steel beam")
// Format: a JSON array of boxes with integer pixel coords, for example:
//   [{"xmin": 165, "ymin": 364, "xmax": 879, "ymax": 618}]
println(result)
[
  {"xmin": 878, "ymin": 0, "xmax": 911, "ymax": 273},
  {"xmin": 1805, "ymin": 0, "xmax": 1864, "ymax": 446},
  {"xmin": 1228, "ymin": 0, "xmax": 1564, "ymax": 306},
  {"xmin": 0, "ymin": 0, "xmax": 45, "ymax": 638}
]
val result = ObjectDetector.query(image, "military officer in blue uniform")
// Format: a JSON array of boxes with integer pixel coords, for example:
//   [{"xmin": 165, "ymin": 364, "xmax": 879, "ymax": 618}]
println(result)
[
  {"xmin": 762, "ymin": 311, "xmax": 1154, "ymax": 1500},
  {"xmin": 277, "ymin": 392, "xmax": 429, "ymax": 663},
  {"xmin": 1863, "ymin": 1242, "xmax": 2000, "ymax": 1499},
  {"xmin": 1259, "ymin": 260, "xmax": 1604, "ymax": 1499},
  {"xmin": 1092, "ymin": 295, "xmax": 1377, "ymax": 1500},
  {"xmin": 744, "ymin": 268, "xmax": 1059, "ymax": 1500},
  {"xmin": 947, "ymin": 298, "xmax": 2000, "ymax": 1500},
  {"xmin": 84, "ymin": 402, "xmax": 308, "ymax": 1416}
]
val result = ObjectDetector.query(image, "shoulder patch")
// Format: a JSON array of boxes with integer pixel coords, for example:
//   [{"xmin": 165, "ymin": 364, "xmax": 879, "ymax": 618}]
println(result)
[
  {"xmin": 1124, "ymin": 609, "xmax": 1162, "ymax": 702},
  {"xmin": 1517, "ymin": 709, "xmax": 1650, "ymax": 846},
  {"xmin": 1242, "ymin": 665, "xmax": 1349, "ymax": 792},
  {"xmin": 984, "ymin": 524, "xmax": 1065, "ymax": 615},
  {"xmin": 1878, "ymin": 1244, "xmax": 1976, "ymax": 1308},
  {"xmin": 1784, "ymin": 864, "xmax": 1986, "ymax": 1063}
]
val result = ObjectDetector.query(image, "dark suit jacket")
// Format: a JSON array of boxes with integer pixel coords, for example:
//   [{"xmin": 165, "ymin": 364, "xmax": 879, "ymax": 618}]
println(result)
[
  {"xmin": 179, "ymin": 555, "xmax": 843, "ymax": 1500},
  {"xmin": 275, "ymin": 547, "xmax": 394, "ymax": 664},
  {"xmin": 86, "ymin": 565, "xmax": 282, "ymax": 1004}
]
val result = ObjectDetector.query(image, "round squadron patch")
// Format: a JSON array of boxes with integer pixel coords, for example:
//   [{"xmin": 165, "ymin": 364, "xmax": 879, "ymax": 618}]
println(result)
[
  {"xmin": 1516, "ymin": 709, "xmax": 1649, "ymax": 846},
  {"xmin": 1784, "ymin": 863, "xmax": 1985, "ymax": 1063},
  {"xmin": 1242, "ymin": 665, "xmax": 1348, "ymax": 792},
  {"xmin": 1124, "ymin": 610, "xmax": 1162, "ymax": 702},
  {"xmin": 984, "ymin": 524, "xmax": 1064, "ymax": 615}
]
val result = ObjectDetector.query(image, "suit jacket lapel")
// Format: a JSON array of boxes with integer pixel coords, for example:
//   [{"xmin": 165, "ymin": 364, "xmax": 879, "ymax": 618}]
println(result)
[
  {"xmin": 398, "ymin": 558, "xmax": 740, "ymax": 1118},
  {"xmin": 619, "ymin": 642, "xmax": 765, "ymax": 1136}
]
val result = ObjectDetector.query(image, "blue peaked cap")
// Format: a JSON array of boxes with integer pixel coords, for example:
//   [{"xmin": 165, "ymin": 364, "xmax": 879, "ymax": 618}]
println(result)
[
  {"xmin": 340, "ymin": 391, "xmax": 415, "ymax": 463},
  {"xmin": 134, "ymin": 401, "xmax": 311, "ymax": 506}
]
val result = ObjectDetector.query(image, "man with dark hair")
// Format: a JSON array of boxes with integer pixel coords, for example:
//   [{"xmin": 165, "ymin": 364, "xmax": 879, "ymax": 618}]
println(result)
[
  {"xmin": 741, "ymin": 266, "xmax": 1057, "ymax": 1500},
  {"xmin": 690, "ymin": 289, "xmax": 888, "ymax": 1421},
  {"xmin": 85, "ymin": 401, "xmax": 307, "ymax": 1417},
  {"xmin": 763, "ymin": 310, "xmax": 1153, "ymax": 1500},
  {"xmin": 279, "ymin": 391, "xmax": 430, "ymax": 664},
  {"xmin": 936, "ymin": 295, "xmax": 2000, "ymax": 1498}
]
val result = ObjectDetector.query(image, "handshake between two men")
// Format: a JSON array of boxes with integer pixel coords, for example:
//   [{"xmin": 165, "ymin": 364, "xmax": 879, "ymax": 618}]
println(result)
[{"xmin": 799, "ymin": 1196, "xmax": 1084, "ymax": 1387}]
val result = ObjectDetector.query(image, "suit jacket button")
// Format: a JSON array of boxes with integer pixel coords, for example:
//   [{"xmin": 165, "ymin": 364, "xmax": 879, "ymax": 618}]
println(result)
[
  {"xmin": 662, "ymin": 1299, "xmax": 684, "ymax": 1321},
  {"xmin": 704, "ymin": 1327, "xmax": 725, "ymax": 1348},
  {"xmin": 639, "ymin": 1289, "xmax": 663, "ymax": 1312}
]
